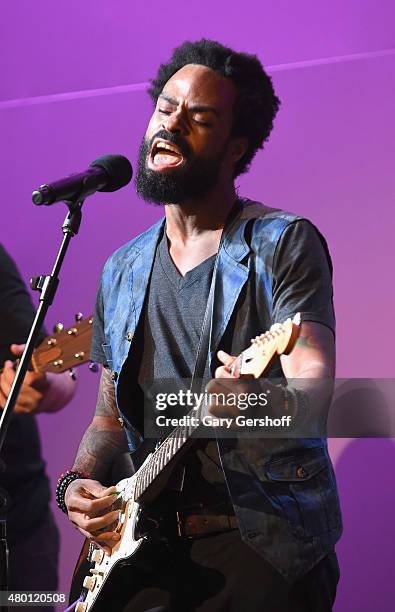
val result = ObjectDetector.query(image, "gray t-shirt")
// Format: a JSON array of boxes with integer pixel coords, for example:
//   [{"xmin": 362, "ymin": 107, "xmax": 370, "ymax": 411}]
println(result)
[
  {"xmin": 138, "ymin": 227, "xmax": 216, "ymax": 383},
  {"xmin": 135, "ymin": 229, "xmax": 231, "ymax": 508}
]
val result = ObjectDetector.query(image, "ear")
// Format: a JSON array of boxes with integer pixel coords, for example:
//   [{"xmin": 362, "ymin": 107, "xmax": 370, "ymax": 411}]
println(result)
[{"xmin": 228, "ymin": 137, "xmax": 248, "ymax": 166}]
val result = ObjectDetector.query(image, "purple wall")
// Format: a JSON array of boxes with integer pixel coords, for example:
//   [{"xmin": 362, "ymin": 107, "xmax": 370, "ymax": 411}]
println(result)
[{"xmin": 1, "ymin": 2, "xmax": 394, "ymax": 609}]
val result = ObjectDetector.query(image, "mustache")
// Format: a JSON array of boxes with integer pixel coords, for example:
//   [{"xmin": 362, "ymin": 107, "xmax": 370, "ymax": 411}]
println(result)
[{"xmin": 148, "ymin": 129, "xmax": 191, "ymax": 158}]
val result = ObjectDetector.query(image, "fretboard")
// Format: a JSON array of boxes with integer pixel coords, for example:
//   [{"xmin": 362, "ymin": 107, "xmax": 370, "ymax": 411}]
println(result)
[{"xmin": 133, "ymin": 404, "xmax": 202, "ymax": 500}]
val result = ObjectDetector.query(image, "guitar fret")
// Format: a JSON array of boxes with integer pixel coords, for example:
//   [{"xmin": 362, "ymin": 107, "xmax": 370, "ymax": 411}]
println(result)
[
  {"xmin": 150, "ymin": 456, "xmax": 157, "ymax": 483},
  {"xmin": 156, "ymin": 448, "xmax": 162, "ymax": 474},
  {"xmin": 151, "ymin": 457, "xmax": 158, "ymax": 480},
  {"xmin": 160, "ymin": 443, "xmax": 166, "ymax": 469},
  {"xmin": 170, "ymin": 437, "xmax": 175, "ymax": 456},
  {"xmin": 135, "ymin": 476, "xmax": 141, "ymax": 499},
  {"xmin": 147, "ymin": 462, "xmax": 155, "ymax": 487},
  {"xmin": 163, "ymin": 439, "xmax": 171, "ymax": 465},
  {"xmin": 144, "ymin": 464, "xmax": 150, "ymax": 488}
]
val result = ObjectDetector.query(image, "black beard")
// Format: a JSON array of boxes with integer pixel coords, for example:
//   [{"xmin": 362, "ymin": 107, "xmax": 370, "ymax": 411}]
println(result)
[{"xmin": 135, "ymin": 131, "xmax": 225, "ymax": 205}]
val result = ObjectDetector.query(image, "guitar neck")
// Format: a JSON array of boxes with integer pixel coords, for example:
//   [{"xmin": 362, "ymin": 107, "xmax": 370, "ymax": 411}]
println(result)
[{"xmin": 133, "ymin": 403, "xmax": 202, "ymax": 500}]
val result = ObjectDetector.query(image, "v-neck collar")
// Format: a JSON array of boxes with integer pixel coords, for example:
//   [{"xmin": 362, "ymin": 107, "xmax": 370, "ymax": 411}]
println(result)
[{"xmin": 158, "ymin": 230, "xmax": 216, "ymax": 291}]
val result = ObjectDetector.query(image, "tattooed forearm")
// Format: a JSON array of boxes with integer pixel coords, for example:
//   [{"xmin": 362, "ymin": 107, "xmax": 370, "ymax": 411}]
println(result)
[
  {"xmin": 72, "ymin": 366, "xmax": 128, "ymax": 481},
  {"xmin": 95, "ymin": 366, "xmax": 119, "ymax": 418},
  {"xmin": 72, "ymin": 420, "xmax": 128, "ymax": 481},
  {"xmin": 295, "ymin": 335, "xmax": 321, "ymax": 349},
  {"xmin": 281, "ymin": 321, "xmax": 335, "ymax": 379},
  {"xmin": 279, "ymin": 322, "xmax": 335, "ymax": 429}
]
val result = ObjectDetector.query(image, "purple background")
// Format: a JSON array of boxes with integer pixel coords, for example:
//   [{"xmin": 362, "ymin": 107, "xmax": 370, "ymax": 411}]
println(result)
[{"xmin": 1, "ymin": 2, "xmax": 394, "ymax": 609}]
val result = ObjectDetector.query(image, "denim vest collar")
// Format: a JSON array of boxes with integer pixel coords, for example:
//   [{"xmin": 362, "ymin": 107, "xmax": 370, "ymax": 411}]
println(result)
[{"xmin": 121, "ymin": 205, "xmax": 252, "ymax": 370}]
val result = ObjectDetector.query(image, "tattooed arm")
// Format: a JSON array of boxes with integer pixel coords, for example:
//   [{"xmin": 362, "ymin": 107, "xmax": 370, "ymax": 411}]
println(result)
[
  {"xmin": 64, "ymin": 366, "xmax": 129, "ymax": 552},
  {"xmin": 279, "ymin": 321, "xmax": 335, "ymax": 422},
  {"xmin": 72, "ymin": 365, "xmax": 129, "ymax": 481},
  {"xmin": 280, "ymin": 321, "xmax": 335, "ymax": 377}
]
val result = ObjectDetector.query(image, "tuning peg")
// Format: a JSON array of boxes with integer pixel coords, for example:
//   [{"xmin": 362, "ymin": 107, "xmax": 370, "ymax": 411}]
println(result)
[
  {"xmin": 89, "ymin": 362, "xmax": 99, "ymax": 373},
  {"xmin": 75, "ymin": 312, "xmax": 83, "ymax": 322},
  {"xmin": 53, "ymin": 323, "xmax": 64, "ymax": 333},
  {"xmin": 68, "ymin": 369, "xmax": 77, "ymax": 381}
]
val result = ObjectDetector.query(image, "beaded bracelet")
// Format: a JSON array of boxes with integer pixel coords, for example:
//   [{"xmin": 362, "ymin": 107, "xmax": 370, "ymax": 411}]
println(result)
[{"xmin": 55, "ymin": 470, "xmax": 90, "ymax": 514}]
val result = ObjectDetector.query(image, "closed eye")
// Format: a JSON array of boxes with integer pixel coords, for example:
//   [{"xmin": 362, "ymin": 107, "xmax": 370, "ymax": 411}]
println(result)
[{"xmin": 192, "ymin": 118, "xmax": 211, "ymax": 127}]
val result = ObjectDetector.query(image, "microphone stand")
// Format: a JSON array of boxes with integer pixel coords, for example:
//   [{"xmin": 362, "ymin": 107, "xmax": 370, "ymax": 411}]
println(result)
[{"xmin": 0, "ymin": 199, "xmax": 84, "ymax": 611}]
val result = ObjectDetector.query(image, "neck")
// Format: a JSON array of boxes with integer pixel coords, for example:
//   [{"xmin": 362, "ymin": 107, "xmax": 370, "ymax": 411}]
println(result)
[{"xmin": 164, "ymin": 182, "xmax": 238, "ymax": 243}]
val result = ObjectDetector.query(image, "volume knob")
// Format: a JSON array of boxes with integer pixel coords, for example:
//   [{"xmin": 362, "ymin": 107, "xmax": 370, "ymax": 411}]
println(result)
[
  {"xmin": 83, "ymin": 575, "xmax": 97, "ymax": 591},
  {"xmin": 91, "ymin": 548, "xmax": 104, "ymax": 563}
]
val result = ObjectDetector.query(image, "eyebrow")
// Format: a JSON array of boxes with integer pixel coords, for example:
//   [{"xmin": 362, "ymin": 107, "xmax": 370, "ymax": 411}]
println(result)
[{"xmin": 159, "ymin": 93, "xmax": 219, "ymax": 117}]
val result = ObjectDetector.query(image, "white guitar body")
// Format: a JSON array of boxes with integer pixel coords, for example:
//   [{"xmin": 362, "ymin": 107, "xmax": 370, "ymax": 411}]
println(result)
[
  {"xmin": 74, "ymin": 314, "xmax": 301, "ymax": 612},
  {"xmin": 76, "ymin": 455, "xmax": 153, "ymax": 612}
]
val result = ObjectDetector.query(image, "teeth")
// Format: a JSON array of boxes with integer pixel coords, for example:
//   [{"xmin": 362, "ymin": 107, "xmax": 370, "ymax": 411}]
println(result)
[{"xmin": 155, "ymin": 142, "xmax": 180, "ymax": 154}]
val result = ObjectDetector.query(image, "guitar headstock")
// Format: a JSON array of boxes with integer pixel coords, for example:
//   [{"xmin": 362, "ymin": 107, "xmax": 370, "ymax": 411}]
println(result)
[
  {"xmin": 31, "ymin": 315, "xmax": 94, "ymax": 374},
  {"xmin": 232, "ymin": 313, "xmax": 301, "ymax": 378}
]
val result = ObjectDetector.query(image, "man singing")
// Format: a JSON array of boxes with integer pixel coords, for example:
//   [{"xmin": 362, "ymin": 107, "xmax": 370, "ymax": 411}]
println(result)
[{"xmin": 62, "ymin": 40, "xmax": 342, "ymax": 611}]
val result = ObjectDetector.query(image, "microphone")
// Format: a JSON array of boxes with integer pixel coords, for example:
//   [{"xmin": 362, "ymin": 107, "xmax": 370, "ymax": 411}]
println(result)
[{"xmin": 32, "ymin": 154, "xmax": 133, "ymax": 205}]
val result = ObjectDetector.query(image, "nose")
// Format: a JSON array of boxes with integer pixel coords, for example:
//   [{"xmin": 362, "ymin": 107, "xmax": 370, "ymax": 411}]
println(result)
[{"xmin": 161, "ymin": 108, "xmax": 188, "ymax": 135}]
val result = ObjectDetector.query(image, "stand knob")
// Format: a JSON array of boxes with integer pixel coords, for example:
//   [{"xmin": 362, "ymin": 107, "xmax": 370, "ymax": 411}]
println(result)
[{"xmin": 30, "ymin": 275, "xmax": 45, "ymax": 291}]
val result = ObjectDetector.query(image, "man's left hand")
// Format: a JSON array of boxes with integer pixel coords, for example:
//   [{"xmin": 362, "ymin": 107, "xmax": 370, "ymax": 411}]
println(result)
[{"xmin": 206, "ymin": 349, "xmax": 285, "ymax": 423}]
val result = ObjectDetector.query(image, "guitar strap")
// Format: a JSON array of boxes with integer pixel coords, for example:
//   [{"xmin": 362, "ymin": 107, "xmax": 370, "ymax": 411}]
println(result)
[
  {"xmin": 189, "ymin": 199, "xmax": 241, "ymax": 395},
  {"xmin": 188, "ymin": 267, "xmax": 216, "ymax": 396},
  {"xmin": 159, "ymin": 200, "xmax": 242, "ymax": 493}
]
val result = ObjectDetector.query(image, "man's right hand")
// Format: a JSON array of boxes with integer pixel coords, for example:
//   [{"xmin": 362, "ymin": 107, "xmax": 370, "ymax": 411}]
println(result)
[{"xmin": 65, "ymin": 478, "xmax": 121, "ymax": 554}]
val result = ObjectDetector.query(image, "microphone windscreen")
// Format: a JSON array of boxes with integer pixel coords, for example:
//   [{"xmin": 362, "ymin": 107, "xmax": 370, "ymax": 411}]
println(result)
[{"xmin": 90, "ymin": 154, "xmax": 133, "ymax": 192}]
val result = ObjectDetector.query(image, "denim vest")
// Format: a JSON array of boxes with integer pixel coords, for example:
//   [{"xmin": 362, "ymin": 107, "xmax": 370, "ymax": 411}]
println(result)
[{"xmin": 98, "ymin": 199, "xmax": 342, "ymax": 583}]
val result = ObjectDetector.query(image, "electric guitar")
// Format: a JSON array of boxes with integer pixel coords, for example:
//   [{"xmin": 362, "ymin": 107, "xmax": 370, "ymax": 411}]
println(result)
[{"xmin": 72, "ymin": 313, "xmax": 301, "ymax": 612}]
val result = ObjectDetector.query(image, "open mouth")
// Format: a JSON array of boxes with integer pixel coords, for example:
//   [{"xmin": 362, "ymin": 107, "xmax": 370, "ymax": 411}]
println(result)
[{"xmin": 148, "ymin": 138, "xmax": 185, "ymax": 170}]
